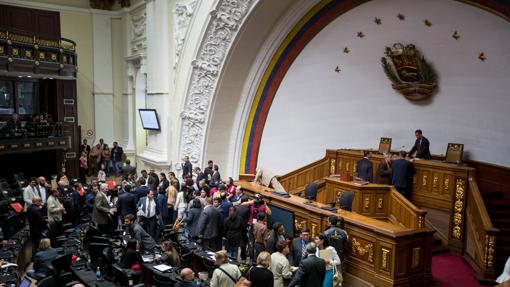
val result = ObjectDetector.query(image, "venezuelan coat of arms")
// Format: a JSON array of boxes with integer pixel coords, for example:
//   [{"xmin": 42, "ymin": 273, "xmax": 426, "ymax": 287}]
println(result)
[{"xmin": 381, "ymin": 43, "xmax": 437, "ymax": 101}]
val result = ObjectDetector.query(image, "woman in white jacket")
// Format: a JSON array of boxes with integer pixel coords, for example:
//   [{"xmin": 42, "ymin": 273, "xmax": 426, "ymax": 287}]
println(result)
[
  {"xmin": 315, "ymin": 233, "xmax": 341, "ymax": 287},
  {"xmin": 175, "ymin": 186, "xmax": 188, "ymax": 219}
]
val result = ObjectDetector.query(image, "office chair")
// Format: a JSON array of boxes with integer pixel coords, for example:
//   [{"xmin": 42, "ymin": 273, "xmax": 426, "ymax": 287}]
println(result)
[
  {"xmin": 112, "ymin": 264, "xmax": 144, "ymax": 287},
  {"xmin": 36, "ymin": 275, "xmax": 57, "ymax": 287},
  {"xmin": 89, "ymin": 243, "xmax": 110, "ymax": 269},
  {"xmin": 153, "ymin": 273, "xmax": 173, "ymax": 287},
  {"xmin": 338, "ymin": 191, "xmax": 355, "ymax": 211},
  {"xmin": 180, "ymin": 249, "xmax": 194, "ymax": 269},
  {"xmin": 304, "ymin": 182, "xmax": 318, "ymax": 201}
]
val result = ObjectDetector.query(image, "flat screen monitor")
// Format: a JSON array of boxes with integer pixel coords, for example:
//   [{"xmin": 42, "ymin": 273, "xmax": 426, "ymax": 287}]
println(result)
[
  {"xmin": 139, "ymin": 109, "xmax": 161, "ymax": 130},
  {"xmin": 267, "ymin": 204, "xmax": 295, "ymax": 238}
]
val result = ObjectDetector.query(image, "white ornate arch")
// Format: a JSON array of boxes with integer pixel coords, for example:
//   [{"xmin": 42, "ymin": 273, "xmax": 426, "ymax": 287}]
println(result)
[{"xmin": 177, "ymin": 0, "xmax": 258, "ymax": 166}]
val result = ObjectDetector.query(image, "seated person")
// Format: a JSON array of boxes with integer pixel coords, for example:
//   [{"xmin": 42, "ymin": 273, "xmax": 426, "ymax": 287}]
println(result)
[
  {"xmin": 124, "ymin": 214, "xmax": 157, "ymax": 252},
  {"xmin": 119, "ymin": 239, "xmax": 142, "ymax": 270},
  {"xmin": 175, "ymin": 268, "xmax": 196, "ymax": 287},
  {"xmin": 28, "ymin": 238, "xmax": 58, "ymax": 278},
  {"xmin": 158, "ymin": 241, "xmax": 181, "ymax": 266}
]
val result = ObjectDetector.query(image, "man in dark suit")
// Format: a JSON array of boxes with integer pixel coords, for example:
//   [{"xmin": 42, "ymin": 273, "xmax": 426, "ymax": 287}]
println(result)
[
  {"xmin": 288, "ymin": 242, "xmax": 326, "ymax": 287},
  {"xmin": 181, "ymin": 156, "xmax": 193, "ymax": 180},
  {"xmin": 198, "ymin": 197, "xmax": 222, "ymax": 251},
  {"xmin": 81, "ymin": 139, "xmax": 91, "ymax": 156},
  {"xmin": 210, "ymin": 164, "xmax": 221, "ymax": 187},
  {"xmin": 137, "ymin": 189, "xmax": 159, "ymax": 239},
  {"xmin": 111, "ymin": 141, "xmax": 124, "ymax": 176},
  {"xmin": 121, "ymin": 159, "xmax": 136, "ymax": 176},
  {"xmin": 289, "ymin": 227, "xmax": 310, "ymax": 267},
  {"xmin": 124, "ymin": 214, "xmax": 157, "ymax": 252},
  {"xmin": 391, "ymin": 151, "xmax": 413, "ymax": 198},
  {"xmin": 409, "ymin": 129, "xmax": 431, "ymax": 159},
  {"xmin": 356, "ymin": 150, "xmax": 373, "ymax": 182},
  {"xmin": 134, "ymin": 178, "xmax": 149, "ymax": 201},
  {"xmin": 116, "ymin": 185, "xmax": 137, "ymax": 221},
  {"xmin": 26, "ymin": 196, "xmax": 47, "ymax": 250}
]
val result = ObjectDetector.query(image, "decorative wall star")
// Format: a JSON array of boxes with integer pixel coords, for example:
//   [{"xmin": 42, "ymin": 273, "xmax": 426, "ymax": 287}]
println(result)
[
  {"xmin": 397, "ymin": 13, "xmax": 405, "ymax": 21},
  {"xmin": 343, "ymin": 47, "xmax": 350, "ymax": 54},
  {"xmin": 374, "ymin": 17, "xmax": 382, "ymax": 25},
  {"xmin": 452, "ymin": 31, "xmax": 460, "ymax": 40},
  {"xmin": 357, "ymin": 32, "xmax": 365, "ymax": 38},
  {"xmin": 478, "ymin": 52, "xmax": 486, "ymax": 62},
  {"xmin": 335, "ymin": 66, "xmax": 341, "ymax": 73},
  {"xmin": 424, "ymin": 19, "xmax": 432, "ymax": 27}
]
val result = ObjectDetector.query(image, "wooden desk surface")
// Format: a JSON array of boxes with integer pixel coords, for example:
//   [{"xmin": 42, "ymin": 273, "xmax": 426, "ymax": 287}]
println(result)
[{"xmin": 237, "ymin": 181, "xmax": 412, "ymax": 235}]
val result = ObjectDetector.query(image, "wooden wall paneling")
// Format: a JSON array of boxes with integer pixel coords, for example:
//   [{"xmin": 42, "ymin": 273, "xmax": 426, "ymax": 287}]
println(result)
[
  {"xmin": 0, "ymin": 6, "xmax": 7, "ymax": 29},
  {"xmin": 33, "ymin": 10, "xmax": 60, "ymax": 39},
  {"xmin": 7, "ymin": 7, "xmax": 33, "ymax": 35}
]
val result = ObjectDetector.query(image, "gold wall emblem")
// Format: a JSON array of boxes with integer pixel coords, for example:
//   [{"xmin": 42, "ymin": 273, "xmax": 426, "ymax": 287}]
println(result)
[
  {"xmin": 381, "ymin": 248, "xmax": 390, "ymax": 270},
  {"xmin": 381, "ymin": 43, "xmax": 437, "ymax": 101},
  {"xmin": 330, "ymin": 159, "xmax": 336, "ymax": 174}
]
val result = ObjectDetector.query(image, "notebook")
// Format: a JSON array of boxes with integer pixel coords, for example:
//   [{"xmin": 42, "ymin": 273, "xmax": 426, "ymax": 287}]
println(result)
[{"xmin": 153, "ymin": 264, "xmax": 172, "ymax": 272}]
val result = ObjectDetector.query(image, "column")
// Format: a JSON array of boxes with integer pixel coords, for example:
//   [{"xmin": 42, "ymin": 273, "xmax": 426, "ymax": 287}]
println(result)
[
  {"xmin": 92, "ymin": 13, "xmax": 114, "ymax": 144},
  {"xmin": 137, "ymin": 0, "xmax": 171, "ymax": 167}
]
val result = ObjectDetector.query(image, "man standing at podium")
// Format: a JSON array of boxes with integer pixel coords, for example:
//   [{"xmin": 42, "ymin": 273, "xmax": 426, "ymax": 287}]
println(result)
[
  {"xmin": 409, "ymin": 129, "xmax": 431, "ymax": 159},
  {"xmin": 356, "ymin": 151, "xmax": 373, "ymax": 182}
]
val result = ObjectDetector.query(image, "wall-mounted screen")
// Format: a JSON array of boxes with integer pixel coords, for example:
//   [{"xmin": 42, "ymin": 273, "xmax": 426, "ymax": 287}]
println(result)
[{"xmin": 138, "ymin": 109, "xmax": 161, "ymax": 130}]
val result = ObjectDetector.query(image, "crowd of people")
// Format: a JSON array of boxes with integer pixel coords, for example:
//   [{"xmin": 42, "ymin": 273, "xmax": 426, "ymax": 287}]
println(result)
[{"xmin": 21, "ymin": 144, "xmax": 349, "ymax": 286}]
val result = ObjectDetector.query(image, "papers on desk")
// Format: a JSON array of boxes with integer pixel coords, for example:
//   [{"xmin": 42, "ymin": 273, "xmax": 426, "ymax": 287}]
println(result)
[
  {"xmin": 142, "ymin": 255, "xmax": 154, "ymax": 262},
  {"xmin": 206, "ymin": 251, "xmax": 216, "ymax": 261},
  {"xmin": 154, "ymin": 264, "xmax": 172, "ymax": 272}
]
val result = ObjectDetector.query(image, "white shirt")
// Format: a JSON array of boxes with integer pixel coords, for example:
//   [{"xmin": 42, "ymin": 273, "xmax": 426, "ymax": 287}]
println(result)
[
  {"xmin": 316, "ymin": 246, "xmax": 341, "ymax": 270},
  {"xmin": 175, "ymin": 191, "xmax": 187, "ymax": 209},
  {"xmin": 145, "ymin": 198, "xmax": 156, "ymax": 218},
  {"xmin": 39, "ymin": 185, "xmax": 47, "ymax": 204}
]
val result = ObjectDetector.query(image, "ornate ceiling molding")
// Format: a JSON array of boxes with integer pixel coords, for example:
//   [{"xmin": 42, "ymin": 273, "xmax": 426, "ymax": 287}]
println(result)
[
  {"xmin": 178, "ymin": 0, "xmax": 255, "ymax": 166},
  {"xmin": 173, "ymin": 0, "xmax": 198, "ymax": 69}
]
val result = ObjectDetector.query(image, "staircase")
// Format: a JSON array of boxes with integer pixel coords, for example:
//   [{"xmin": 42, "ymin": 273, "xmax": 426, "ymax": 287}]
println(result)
[{"xmin": 482, "ymin": 190, "xmax": 510, "ymax": 275}]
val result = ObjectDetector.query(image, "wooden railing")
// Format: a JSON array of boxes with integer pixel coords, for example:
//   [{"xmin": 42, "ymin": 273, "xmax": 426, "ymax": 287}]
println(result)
[
  {"xmin": 464, "ymin": 176, "xmax": 499, "ymax": 280},
  {"xmin": 316, "ymin": 177, "xmax": 426, "ymax": 229},
  {"xmin": 389, "ymin": 188, "xmax": 426, "ymax": 229},
  {"xmin": 277, "ymin": 151, "xmax": 334, "ymax": 192}
]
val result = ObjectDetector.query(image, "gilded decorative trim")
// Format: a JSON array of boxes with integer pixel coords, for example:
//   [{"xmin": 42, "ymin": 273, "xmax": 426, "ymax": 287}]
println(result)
[
  {"xmin": 433, "ymin": 175, "xmax": 439, "ymax": 188},
  {"xmin": 364, "ymin": 197, "xmax": 370, "ymax": 209},
  {"xmin": 346, "ymin": 162, "xmax": 350, "ymax": 172},
  {"xmin": 330, "ymin": 159, "xmax": 336, "ymax": 174},
  {"xmin": 418, "ymin": 215, "xmax": 424, "ymax": 228},
  {"xmin": 413, "ymin": 175, "xmax": 417, "ymax": 184},
  {"xmin": 377, "ymin": 198, "xmax": 383, "ymax": 209},
  {"xmin": 0, "ymin": 31, "xmax": 6, "ymax": 39},
  {"xmin": 412, "ymin": 247, "xmax": 420, "ymax": 268},
  {"xmin": 484, "ymin": 235, "xmax": 495, "ymax": 268},
  {"xmin": 381, "ymin": 248, "xmax": 390, "ymax": 270},
  {"xmin": 352, "ymin": 163, "xmax": 356, "ymax": 173},
  {"xmin": 444, "ymin": 177, "xmax": 450, "ymax": 191},
  {"xmin": 452, "ymin": 178, "xmax": 465, "ymax": 239},
  {"xmin": 36, "ymin": 38, "xmax": 60, "ymax": 48},
  {"xmin": 422, "ymin": 174, "xmax": 428, "ymax": 186},
  {"xmin": 9, "ymin": 33, "xmax": 33, "ymax": 44},
  {"xmin": 294, "ymin": 219, "xmax": 307, "ymax": 231},
  {"xmin": 311, "ymin": 222, "xmax": 318, "ymax": 237},
  {"xmin": 351, "ymin": 238, "xmax": 374, "ymax": 263}
]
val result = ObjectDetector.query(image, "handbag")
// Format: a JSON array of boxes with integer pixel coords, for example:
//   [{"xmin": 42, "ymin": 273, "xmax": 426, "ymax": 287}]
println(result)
[
  {"xmin": 333, "ymin": 264, "xmax": 343, "ymax": 287},
  {"xmin": 235, "ymin": 266, "xmax": 253, "ymax": 287}
]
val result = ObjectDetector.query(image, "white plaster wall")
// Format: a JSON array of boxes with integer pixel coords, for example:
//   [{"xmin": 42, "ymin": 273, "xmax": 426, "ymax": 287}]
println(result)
[{"xmin": 258, "ymin": 0, "xmax": 510, "ymax": 174}]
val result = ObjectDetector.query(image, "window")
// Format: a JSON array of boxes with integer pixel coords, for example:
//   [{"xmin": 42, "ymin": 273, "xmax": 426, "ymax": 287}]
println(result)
[
  {"xmin": 0, "ymin": 80, "xmax": 14, "ymax": 115},
  {"xmin": 17, "ymin": 81, "xmax": 39, "ymax": 115}
]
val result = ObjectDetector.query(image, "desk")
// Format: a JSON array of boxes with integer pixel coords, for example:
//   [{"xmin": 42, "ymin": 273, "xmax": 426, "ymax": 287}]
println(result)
[
  {"xmin": 238, "ymin": 180, "xmax": 434, "ymax": 287},
  {"xmin": 72, "ymin": 266, "xmax": 114, "ymax": 287}
]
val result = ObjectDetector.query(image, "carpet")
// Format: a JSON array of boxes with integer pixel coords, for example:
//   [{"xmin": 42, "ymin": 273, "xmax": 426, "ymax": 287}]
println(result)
[{"xmin": 432, "ymin": 253, "xmax": 482, "ymax": 287}]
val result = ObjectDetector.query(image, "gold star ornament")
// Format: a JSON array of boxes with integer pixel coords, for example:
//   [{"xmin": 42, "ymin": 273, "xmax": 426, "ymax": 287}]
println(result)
[
  {"xmin": 478, "ymin": 52, "xmax": 486, "ymax": 62},
  {"xmin": 452, "ymin": 31, "xmax": 460, "ymax": 40}
]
